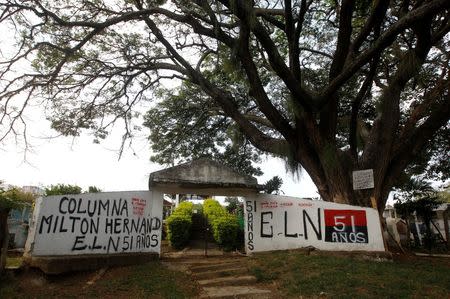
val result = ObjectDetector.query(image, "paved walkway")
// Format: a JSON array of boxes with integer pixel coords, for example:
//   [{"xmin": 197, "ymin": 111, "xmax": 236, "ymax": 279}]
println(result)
[{"xmin": 162, "ymin": 241, "xmax": 275, "ymax": 298}]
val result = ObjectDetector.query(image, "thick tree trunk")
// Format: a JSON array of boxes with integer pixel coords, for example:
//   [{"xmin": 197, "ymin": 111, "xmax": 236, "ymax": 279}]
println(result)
[
  {"xmin": 0, "ymin": 209, "xmax": 10, "ymax": 277},
  {"xmin": 309, "ymin": 154, "xmax": 380, "ymax": 209}
]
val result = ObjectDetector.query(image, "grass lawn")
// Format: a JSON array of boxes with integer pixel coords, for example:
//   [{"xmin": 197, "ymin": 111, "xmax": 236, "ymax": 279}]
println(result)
[
  {"xmin": 0, "ymin": 260, "xmax": 199, "ymax": 299},
  {"xmin": 249, "ymin": 251, "xmax": 450, "ymax": 298}
]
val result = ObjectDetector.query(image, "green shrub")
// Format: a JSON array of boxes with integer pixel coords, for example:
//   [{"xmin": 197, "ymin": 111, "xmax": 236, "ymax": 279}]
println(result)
[
  {"xmin": 166, "ymin": 202, "xmax": 194, "ymax": 249},
  {"xmin": 166, "ymin": 214, "xmax": 191, "ymax": 249},
  {"xmin": 212, "ymin": 214, "xmax": 239, "ymax": 251},
  {"xmin": 203, "ymin": 199, "xmax": 239, "ymax": 251},
  {"xmin": 173, "ymin": 201, "xmax": 194, "ymax": 216},
  {"xmin": 203, "ymin": 198, "xmax": 226, "ymax": 220},
  {"xmin": 192, "ymin": 203, "xmax": 203, "ymax": 214}
]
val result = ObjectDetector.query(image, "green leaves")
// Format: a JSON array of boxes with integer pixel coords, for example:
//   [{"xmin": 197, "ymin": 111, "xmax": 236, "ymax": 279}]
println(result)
[
  {"xmin": 166, "ymin": 201, "xmax": 193, "ymax": 249},
  {"xmin": 263, "ymin": 176, "xmax": 283, "ymax": 194},
  {"xmin": 144, "ymin": 77, "xmax": 264, "ymax": 176},
  {"xmin": 0, "ymin": 187, "xmax": 35, "ymax": 211},
  {"xmin": 203, "ymin": 199, "xmax": 238, "ymax": 251},
  {"xmin": 44, "ymin": 184, "xmax": 82, "ymax": 196}
]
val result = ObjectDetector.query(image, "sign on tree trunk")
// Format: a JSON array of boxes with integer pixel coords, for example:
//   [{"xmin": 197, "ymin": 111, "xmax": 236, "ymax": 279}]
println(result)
[{"xmin": 352, "ymin": 169, "xmax": 375, "ymax": 190}]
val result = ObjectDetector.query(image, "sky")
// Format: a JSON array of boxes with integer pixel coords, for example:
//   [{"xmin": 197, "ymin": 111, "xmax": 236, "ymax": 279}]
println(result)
[
  {"xmin": 0, "ymin": 20, "xmax": 318, "ymax": 200},
  {"xmin": 0, "ymin": 111, "xmax": 319, "ymax": 198},
  {"xmin": 0, "ymin": 5, "xmax": 321, "ymax": 201}
]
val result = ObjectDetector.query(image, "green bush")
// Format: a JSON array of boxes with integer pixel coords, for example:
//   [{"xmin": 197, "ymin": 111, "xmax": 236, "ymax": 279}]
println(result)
[
  {"xmin": 166, "ymin": 202, "xmax": 194, "ymax": 249},
  {"xmin": 203, "ymin": 198, "xmax": 226, "ymax": 220},
  {"xmin": 173, "ymin": 201, "xmax": 194, "ymax": 216},
  {"xmin": 192, "ymin": 203, "xmax": 203, "ymax": 214},
  {"xmin": 212, "ymin": 214, "xmax": 239, "ymax": 251},
  {"xmin": 166, "ymin": 215, "xmax": 191, "ymax": 249},
  {"xmin": 203, "ymin": 198, "xmax": 239, "ymax": 251}
]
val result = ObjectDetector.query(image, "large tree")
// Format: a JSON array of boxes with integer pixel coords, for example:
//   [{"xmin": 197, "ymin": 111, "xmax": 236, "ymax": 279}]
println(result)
[{"xmin": 0, "ymin": 1, "xmax": 449, "ymax": 210}]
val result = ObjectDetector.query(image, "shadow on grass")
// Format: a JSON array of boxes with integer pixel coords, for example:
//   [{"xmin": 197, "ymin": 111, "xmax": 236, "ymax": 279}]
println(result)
[
  {"xmin": 249, "ymin": 251, "xmax": 450, "ymax": 298},
  {"xmin": 1, "ymin": 260, "xmax": 199, "ymax": 299}
]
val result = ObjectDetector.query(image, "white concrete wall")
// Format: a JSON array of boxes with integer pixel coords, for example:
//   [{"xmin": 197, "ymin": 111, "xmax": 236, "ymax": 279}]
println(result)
[
  {"xmin": 244, "ymin": 194, "xmax": 385, "ymax": 253},
  {"xmin": 25, "ymin": 191, "xmax": 163, "ymax": 256}
]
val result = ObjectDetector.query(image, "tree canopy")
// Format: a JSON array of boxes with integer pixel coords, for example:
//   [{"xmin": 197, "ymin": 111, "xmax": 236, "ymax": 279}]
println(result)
[
  {"xmin": 44, "ymin": 184, "xmax": 82, "ymax": 196},
  {"xmin": 0, "ymin": 1, "xmax": 449, "ymax": 209},
  {"xmin": 0, "ymin": 185, "xmax": 35, "ymax": 211}
]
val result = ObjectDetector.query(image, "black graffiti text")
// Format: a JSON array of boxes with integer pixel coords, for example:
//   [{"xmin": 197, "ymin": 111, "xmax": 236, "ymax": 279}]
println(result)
[
  {"xmin": 71, "ymin": 233, "xmax": 159, "ymax": 253},
  {"xmin": 104, "ymin": 217, "xmax": 161, "ymax": 235},
  {"xmin": 246, "ymin": 200, "xmax": 256, "ymax": 251},
  {"xmin": 59, "ymin": 197, "xmax": 129, "ymax": 217},
  {"xmin": 39, "ymin": 215, "xmax": 100, "ymax": 234},
  {"xmin": 260, "ymin": 208, "xmax": 322, "ymax": 241}
]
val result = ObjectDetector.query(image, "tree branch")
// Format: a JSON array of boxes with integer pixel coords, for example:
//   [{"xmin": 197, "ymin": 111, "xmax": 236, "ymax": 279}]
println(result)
[{"xmin": 320, "ymin": 0, "xmax": 450, "ymax": 104}]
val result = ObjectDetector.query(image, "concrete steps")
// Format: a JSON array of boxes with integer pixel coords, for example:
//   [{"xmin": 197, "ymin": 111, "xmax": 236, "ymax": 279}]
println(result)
[
  {"xmin": 192, "ymin": 266, "xmax": 249, "ymax": 280},
  {"xmin": 197, "ymin": 275, "xmax": 257, "ymax": 287},
  {"xmin": 162, "ymin": 250, "xmax": 275, "ymax": 298},
  {"xmin": 200, "ymin": 286, "xmax": 272, "ymax": 298},
  {"xmin": 190, "ymin": 261, "xmax": 243, "ymax": 272}
]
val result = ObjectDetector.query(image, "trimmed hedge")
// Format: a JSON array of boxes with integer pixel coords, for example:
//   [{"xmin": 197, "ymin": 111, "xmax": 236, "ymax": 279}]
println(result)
[
  {"xmin": 203, "ymin": 199, "xmax": 226, "ymax": 220},
  {"xmin": 174, "ymin": 201, "xmax": 194, "ymax": 217},
  {"xmin": 166, "ymin": 201, "xmax": 194, "ymax": 249},
  {"xmin": 211, "ymin": 214, "xmax": 239, "ymax": 251},
  {"xmin": 203, "ymin": 199, "xmax": 238, "ymax": 251}
]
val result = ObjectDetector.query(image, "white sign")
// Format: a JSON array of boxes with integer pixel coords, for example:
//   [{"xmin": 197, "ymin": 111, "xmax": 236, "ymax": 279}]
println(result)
[
  {"xmin": 26, "ymin": 191, "xmax": 163, "ymax": 256},
  {"xmin": 352, "ymin": 169, "xmax": 374, "ymax": 190},
  {"xmin": 244, "ymin": 194, "xmax": 384, "ymax": 254}
]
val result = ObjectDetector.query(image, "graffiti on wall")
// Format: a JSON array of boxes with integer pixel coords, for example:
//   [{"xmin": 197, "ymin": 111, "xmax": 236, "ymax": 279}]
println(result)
[
  {"xmin": 244, "ymin": 195, "xmax": 384, "ymax": 253},
  {"xmin": 28, "ymin": 191, "xmax": 163, "ymax": 256}
]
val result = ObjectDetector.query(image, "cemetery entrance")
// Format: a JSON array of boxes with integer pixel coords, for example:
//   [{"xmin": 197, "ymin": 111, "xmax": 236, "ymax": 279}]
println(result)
[
  {"xmin": 149, "ymin": 158, "xmax": 262, "ymax": 256},
  {"xmin": 25, "ymin": 158, "xmax": 385, "ymax": 274}
]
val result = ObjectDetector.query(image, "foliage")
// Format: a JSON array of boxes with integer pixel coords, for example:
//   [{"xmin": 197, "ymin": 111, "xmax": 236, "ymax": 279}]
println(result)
[
  {"xmin": 166, "ymin": 215, "xmax": 192, "ymax": 250},
  {"xmin": 144, "ymin": 73, "xmax": 264, "ymax": 177},
  {"xmin": 0, "ymin": 187, "xmax": 35, "ymax": 211},
  {"xmin": 203, "ymin": 199, "xmax": 239, "ymax": 250},
  {"xmin": 0, "ymin": 1, "xmax": 449, "ymax": 208},
  {"xmin": 192, "ymin": 203, "xmax": 203, "ymax": 214},
  {"xmin": 394, "ymin": 179, "xmax": 443, "ymax": 249},
  {"xmin": 263, "ymin": 176, "xmax": 284, "ymax": 195},
  {"xmin": 211, "ymin": 214, "xmax": 239, "ymax": 251},
  {"xmin": 0, "ymin": 184, "xmax": 36, "ymax": 276},
  {"xmin": 44, "ymin": 184, "xmax": 82, "ymax": 196},
  {"xmin": 87, "ymin": 186, "xmax": 102, "ymax": 193},
  {"xmin": 203, "ymin": 199, "xmax": 227, "ymax": 220},
  {"xmin": 225, "ymin": 197, "xmax": 242, "ymax": 214},
  {"xmin": 166, "ymin": 202, "xmax": 193, "ymax": 249},
  {"xmin": 437, "ymin": 185, "xmax": 450, "ymax": 203},
  {"xmin": 173, "ymin": 202, "xmax": 194, "ymax": 217}
]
